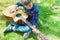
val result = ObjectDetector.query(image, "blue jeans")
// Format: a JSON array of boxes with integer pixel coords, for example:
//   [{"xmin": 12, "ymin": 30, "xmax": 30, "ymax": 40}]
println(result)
[
  {"xmin": 12, "ymin": 24, "xmax": 32, "ymax": 32},
  {"xmin": 3, "ymin": 21, "xmax": 32, "ymax": 33}
]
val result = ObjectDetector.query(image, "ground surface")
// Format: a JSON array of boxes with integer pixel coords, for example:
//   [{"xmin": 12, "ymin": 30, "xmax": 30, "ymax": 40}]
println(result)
[{"xmin": 0, "ymin": 0, "xmax": 60, "ymax": 40}]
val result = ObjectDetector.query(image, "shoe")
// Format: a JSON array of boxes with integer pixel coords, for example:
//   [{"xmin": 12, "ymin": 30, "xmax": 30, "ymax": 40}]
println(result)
[
  {"xmin": 3, "ymin": 25, "xmax": 12, "ymax": 33},
  {"xmin": 23, "ymin": 31, "xmax": 31, "ymax": 38}
]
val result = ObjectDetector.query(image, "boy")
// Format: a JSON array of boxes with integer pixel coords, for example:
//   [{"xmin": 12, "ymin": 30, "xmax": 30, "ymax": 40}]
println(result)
[{"xmin": 3, "ymin": 0, "xmax": 39, "ymax": 38}]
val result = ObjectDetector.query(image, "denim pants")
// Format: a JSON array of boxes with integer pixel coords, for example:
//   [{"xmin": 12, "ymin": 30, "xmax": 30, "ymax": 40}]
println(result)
[{"xmin": 4, "ymin": 21, "xmax": 32, "ymax": 33}]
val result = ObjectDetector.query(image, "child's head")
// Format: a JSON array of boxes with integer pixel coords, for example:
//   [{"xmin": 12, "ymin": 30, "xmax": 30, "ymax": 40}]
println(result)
[{"xmin": 21, "ymin": 0, "xmax": 33, "ymax": 9}]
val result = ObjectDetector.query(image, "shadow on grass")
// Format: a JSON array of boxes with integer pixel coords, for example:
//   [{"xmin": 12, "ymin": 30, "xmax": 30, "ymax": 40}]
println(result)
[
  {"xmin": 36, "ymin": 5, "xmax": 60, "ymax": 38},
  {"xmin": 3, "ymin": 31, "xmax": 38, "ymax": 40},
  {"xmin": 36, "ymin": 20, "xmax": 60, "ymax": 37}
]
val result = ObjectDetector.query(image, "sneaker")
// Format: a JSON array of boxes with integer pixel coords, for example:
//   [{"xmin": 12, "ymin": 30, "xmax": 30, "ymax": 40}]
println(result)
[
  {"xmin": 3, "ymin": 25, "xmax": 12, "ymax": 33},
  {"xmin": 23, "ymin": 31, "xmax": 31, "ymax": 38}
]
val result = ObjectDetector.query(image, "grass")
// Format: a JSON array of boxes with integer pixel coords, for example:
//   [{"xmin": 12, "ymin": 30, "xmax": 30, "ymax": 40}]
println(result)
[{"xmin": 0, "ymin": 0, "xmax": 60, "ymax": 40}]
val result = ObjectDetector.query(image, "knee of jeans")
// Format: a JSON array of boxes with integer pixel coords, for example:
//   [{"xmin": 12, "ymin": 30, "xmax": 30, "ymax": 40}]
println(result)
[{"xmin": 25, "ymin": 26, "xmax": 32, "ymax": 31}]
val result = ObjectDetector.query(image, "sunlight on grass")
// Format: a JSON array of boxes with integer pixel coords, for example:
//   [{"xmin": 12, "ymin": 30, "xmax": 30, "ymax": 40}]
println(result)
[
  {"xmin": 47, "ymin": 34, "xmax": 60, "ymax": 40},
  {"xmin": 50, "ymin": 15, "xmax": 60, "ymax": 21},
  {"xmin": 52, "ymin": 8, "xmax": 60, "ymax": 13}
]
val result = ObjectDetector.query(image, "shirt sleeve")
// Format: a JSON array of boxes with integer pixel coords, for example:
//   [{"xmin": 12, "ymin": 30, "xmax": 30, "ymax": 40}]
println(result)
[
  {"xmin": 31, "ymin": 5, "xmax": 39, "ymax": 25},
  {"xmin": 16, "ymin": 2, "xmax": 23, "ymax": 6}
]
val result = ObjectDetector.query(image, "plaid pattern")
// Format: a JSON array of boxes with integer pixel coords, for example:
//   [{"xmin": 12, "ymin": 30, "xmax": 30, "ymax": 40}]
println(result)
[{"xmin": 16, "ymin": 2, "xmax": 39, "ymax": 25}]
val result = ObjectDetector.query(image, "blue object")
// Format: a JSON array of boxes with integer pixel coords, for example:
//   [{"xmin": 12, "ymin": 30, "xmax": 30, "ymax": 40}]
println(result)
[
  {"xmin": 16, "ymin": 2, "xmax": 39, "ymax": 25},
  {"xmin": 3, "ymin": 21, "xmax": 32, "ymax": 33},
  {"xmin": 12, "ymin": 24, "xmax": 32, "ymax": 32}
]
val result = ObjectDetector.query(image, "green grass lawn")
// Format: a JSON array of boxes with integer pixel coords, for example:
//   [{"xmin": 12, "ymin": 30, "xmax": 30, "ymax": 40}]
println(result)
[{"xmin": 0, "ymin": 0, "xmax": 60, "ymax": 40}]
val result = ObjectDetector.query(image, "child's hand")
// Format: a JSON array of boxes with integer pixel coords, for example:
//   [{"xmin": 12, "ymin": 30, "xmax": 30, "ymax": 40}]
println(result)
[{"xmin": 30, "ymin": 25, "xmax": 40, "ymax": 34}]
